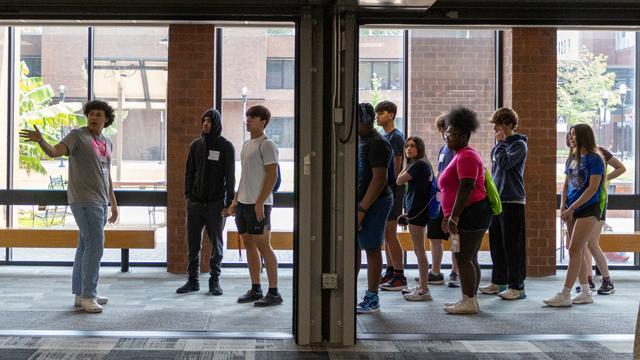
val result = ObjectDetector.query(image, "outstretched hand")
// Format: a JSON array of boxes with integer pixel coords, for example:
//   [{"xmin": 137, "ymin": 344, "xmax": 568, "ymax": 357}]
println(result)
[{"xmin": 19, "ymin": 125, "xmax": 43, "ymax": 143}]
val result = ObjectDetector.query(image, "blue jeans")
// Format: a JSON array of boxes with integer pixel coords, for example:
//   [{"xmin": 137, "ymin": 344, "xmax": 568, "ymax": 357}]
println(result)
[{"xmin": 70, "ymin": 204, "xmax": 107, "ymax": 298}]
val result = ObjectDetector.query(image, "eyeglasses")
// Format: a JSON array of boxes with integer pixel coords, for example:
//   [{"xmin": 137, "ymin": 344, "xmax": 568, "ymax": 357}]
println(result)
[
  {"xmin": 445, "ymin": 131, "xmax": 464, "ymax": 139},
  {"xmin": 404, "ymin": 143, "xmax": 416, "ymax": 148}
]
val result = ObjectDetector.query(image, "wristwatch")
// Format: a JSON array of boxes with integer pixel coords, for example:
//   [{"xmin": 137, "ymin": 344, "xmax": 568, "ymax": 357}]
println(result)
[{"xmin": 357, "ymin": 205, "xmax": 367, "ymax": 213}]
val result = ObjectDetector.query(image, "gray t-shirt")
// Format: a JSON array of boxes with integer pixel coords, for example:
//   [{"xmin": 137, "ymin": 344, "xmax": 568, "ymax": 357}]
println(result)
[
  {"xmin": 237, "ymin": 134, "xmax": 279, "ymax": 205},
  {"xmin": 61, "ymin": 127, "xmax": 112, "ymax": 205}
]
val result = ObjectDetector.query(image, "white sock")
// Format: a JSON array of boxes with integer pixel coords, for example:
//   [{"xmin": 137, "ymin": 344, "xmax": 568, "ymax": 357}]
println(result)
[
  {"xmin": 561, "ymin": 287, "xmax": 571, "ymax": 297},
  {"xmin": 580, "ymin": 284, "xmax": 591, "ymax": 294}
]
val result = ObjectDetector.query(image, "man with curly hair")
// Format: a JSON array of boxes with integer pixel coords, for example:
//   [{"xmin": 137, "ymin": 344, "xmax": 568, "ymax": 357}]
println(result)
[{"xmin": 20, "ymin": 100, "xmax": 119, "ymax": 313}]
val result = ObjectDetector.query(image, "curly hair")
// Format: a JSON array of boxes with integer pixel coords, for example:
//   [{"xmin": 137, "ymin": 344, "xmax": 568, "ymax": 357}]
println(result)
[
  {"xmin": 83, "ymin": 100, "xmax": 115, "ymax": 128},
  {"xmin": 445, "ymin": 106, "xmax": 479, "ymax": 136}
]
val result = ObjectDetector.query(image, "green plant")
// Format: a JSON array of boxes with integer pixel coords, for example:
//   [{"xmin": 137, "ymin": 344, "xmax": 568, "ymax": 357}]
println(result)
[
  {"xmin": 557, "ymin": 46, "xmax": 619, "ymax": 126},
  {"xmin": 18, "ymin": 61, "xmax": 87, "ymax": 175}
]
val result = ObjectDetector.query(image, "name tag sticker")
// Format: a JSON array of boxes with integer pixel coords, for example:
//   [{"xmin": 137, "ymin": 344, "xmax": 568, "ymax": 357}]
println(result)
[
  {"xmin": 439, "ymin": 153, "xmax": 445, "ymax": 163},
  {"xmin": 208, "ymin": 150, "xmax": 220, "ymax": 161}
]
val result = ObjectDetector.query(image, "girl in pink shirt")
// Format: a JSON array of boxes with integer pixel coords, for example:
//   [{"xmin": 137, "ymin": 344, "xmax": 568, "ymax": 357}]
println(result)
[{"xmin": 438, "ymin": 106, "xmax": 492, "ymax": 315}]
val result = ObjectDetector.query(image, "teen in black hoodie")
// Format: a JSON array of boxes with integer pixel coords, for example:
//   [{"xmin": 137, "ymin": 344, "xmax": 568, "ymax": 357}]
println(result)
[{"xmin": 177, "ymin": 108, "xmax": 235, "ymax": 295}]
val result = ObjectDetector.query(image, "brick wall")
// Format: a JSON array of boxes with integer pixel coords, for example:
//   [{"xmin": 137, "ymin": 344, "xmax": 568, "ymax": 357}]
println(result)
[
  {"xmin": 408, "ymin": 30, "xmax": 496, "ymax": 165},
  {"xmin": 166, "ymin": 24, "xmax": 215, "ymax": 274},
  {"xmin": 503, "ymin": 28, "xmax": 557, "ymax": 276}
]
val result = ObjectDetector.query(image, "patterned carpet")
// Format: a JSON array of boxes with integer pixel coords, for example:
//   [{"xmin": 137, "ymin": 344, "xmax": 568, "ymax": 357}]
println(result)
[{"xmin": 0, "ymin": 337, "xmax": 634, "ymax": 359}]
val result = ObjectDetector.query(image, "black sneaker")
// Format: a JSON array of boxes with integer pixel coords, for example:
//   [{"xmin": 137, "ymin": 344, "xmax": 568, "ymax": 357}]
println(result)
[
  {"xmin": 428, "ymin": 271, "xmax": 445, "ymax": 285},
  {"xmin": 597, "ymin": 279, "xmax": 615, "ymax": 295},
  {"xmin": 237, "ymin": 288, "xmax": 263, "ymax": 303},
  {"xmin": 379, "ymin": 271, "xmax": 394, "ymax": 285},
  {"xmin": 254, "ymin": 292, "xmax": 283, "ymax": 307},
  {"xmin": 208, "ymin": 277, "xmax": 223, "ymax": 296},
  {"xmin": 379, "ymin": 276, "xmax": 408, "ymax": 291},
  {"xmin": 176, "ymin": 278, "xmax": 199, "ymax": 294}
]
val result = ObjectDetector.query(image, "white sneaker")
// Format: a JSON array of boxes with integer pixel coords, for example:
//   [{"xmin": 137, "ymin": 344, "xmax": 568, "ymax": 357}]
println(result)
[
  {"xmin": 498, "ymin": 288, "xmax": 527, "ymax": 300},
  {"xmin": 571, "ymin": 291, "xmax": 594, "ymax": 304},
  {"xmin": 443, "ymin": 296, "xmax": 478, "ymax": 314},
  {"xmin": 401, "ymin": 286, "xmax": 417, "ymax": 295},
  {"xmin": 80, "ymin": 298, "xmax": 103, "ymax": 313},
  {"xmin": 403, "ymin": 288, "xmax": 433, "ymax": 301},
  {"xmin": 543, "ymin": 292, "xmax": 572, "ymax": 307},
  {"xmin": 479, "ymin": 283, "xmax": 507, "ymax": 295},
  {"xmin": 444, "ymin": 299, "xmax": 461, "ymax": 307},
  {"xmin": 75, "ymin": 295, "xmax": 108, "ymax": 307}
]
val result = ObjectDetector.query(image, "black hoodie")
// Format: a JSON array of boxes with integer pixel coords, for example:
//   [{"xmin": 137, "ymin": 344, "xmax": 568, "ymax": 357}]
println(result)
[
  {"xmin": 184, "ymin": 109, "xmax": 235, "ymax": 207},
  {"xmin": 490, "ymin": 133, "xmax": 528, "ymax": 204}
]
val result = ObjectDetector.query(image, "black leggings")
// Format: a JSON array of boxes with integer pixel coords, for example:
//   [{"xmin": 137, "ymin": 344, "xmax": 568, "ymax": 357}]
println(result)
[{"xmin": 454, "ymin": 199, "xmax": 492, "ymax": 297}]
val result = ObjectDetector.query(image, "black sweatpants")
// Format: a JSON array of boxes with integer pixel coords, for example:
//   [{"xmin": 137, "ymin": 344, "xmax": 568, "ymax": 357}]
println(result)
[
  {"xmin": 186, "ymin": 199, "xmax": 225, "ymax": 278},
  {"xmin": 488, "ymin": 202, "xmax": 526, "ymax": 290}
]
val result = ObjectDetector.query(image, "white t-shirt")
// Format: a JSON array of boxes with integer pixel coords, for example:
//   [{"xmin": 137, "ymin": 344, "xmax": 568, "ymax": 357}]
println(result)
[{"xmin": 237, "ymin": 134, "xmax": 279, "ymax": 205}]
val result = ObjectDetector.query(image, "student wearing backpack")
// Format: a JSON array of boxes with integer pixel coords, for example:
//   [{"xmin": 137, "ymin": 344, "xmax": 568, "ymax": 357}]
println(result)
[
  {"xmin": 564, "ymin": 127, "xmax": 623, "ymax": 296},
  {"xmin": 396, "ymin": 136, "xmax": 433, "ymax": 301},
  {"xmin": 375, "ymin": 101, "xmax": 408, "ymax": 292},
  {"xmin": 480, "ymin": 108, "xmax": 528, "ymax": 300},
  {"xmin": 438, "ymin": 106, "xmax": 492, "ymax": 314},
  {"xmin": 544, "ymin": 124, "xmax": 605, "ymax": 307},
  {"xmin": 428, "ymin": 115, "xmax": 460, "ymax": 288},
  {"xmin": 227, "ymin": 105, "xmax": 282, "ymax": 307}
]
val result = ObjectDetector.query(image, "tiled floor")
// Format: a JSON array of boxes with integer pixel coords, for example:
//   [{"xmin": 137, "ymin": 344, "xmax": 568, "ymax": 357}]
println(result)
[
  {"xmin": 0, "ymin": 337, "xmax": 634, "ymax": 359},
  {"xmin": 1, "ymin": 267, "xmax": 639, "ymax": 335}
]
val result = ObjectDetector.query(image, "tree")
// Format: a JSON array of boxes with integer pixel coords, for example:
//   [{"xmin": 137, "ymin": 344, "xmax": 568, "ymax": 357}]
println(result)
[
  {"xmin": 557, "ymin": 46, "xmax": 619, "ymax": 126},
  {"xmin": 18, "ymin": 61, "xmax": 87, "ymax": 175}
]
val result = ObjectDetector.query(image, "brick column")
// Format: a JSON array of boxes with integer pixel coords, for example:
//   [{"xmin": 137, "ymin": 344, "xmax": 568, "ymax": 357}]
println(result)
[
  {"xmin": 502, "ymin": 28, "xmax": 557, "ymax": 276},
  {"xmin": 166, "ymin": 25, "xmax": 215, "ymax": 274}
]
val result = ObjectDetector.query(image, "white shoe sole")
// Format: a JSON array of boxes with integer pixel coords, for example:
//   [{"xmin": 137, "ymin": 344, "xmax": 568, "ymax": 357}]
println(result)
[
  {"xmin": 543, "ymin": 300, "xmax": 572, "ymax": 307},
  {"xmin": 75, "ymin": 296, "xmax": 108, "ymax": 307},
  {"xmin": 572, "ymin": 297, "xmax": 594, "ymax": 304}
]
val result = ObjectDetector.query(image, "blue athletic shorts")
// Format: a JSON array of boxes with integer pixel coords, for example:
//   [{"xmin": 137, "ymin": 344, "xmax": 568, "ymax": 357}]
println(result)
[{"xmin": 358, "ymin": 194, "xmax": 393, "ymax": 250}]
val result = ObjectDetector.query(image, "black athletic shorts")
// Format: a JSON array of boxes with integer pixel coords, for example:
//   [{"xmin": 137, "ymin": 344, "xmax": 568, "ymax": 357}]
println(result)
[
  {"xmin": 235, "ymin": 203, "xmax": 272, "ymax": 235},
  {"xmin": 573, "ymin": 203, "xmax": 602, "ymax": 220},
  {"xmin": 427, "ymin": 208, "xmax": 450, "ymax": 240},
  {"xmin": 407, "ymin": 206, "xmax": 429, "ymax": 227}
]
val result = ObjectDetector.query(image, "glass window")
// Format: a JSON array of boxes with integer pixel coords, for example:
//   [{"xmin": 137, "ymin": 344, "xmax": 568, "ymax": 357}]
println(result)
[
  {"xmin": 93, "ymin": 27, "xmax": 168, "ymax": 189},
  {"xmin": 14, "ymin": 26, "xmax": 88, "ymax": 192},
  {"xmin": 557, "ymin": 30, "xmax": 637, "ymax": 266},
  {"xmin": 266, "ymin": 58, "xmax": 294, "ymax": 89},
  {"xmin": 359, "ymin": 29, "xmax": 405, "ymax": 136},
  {"xmin": 0, "ymin": 27, "xmax": 7, "ymax": 242},
  {"xmin": 221, "ymin": 26, "xmax": 295, "ymax": 264}
]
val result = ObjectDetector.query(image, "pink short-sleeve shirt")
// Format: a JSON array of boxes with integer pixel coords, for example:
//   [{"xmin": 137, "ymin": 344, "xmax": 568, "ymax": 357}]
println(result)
[{"xmin": 437, "ymin": 146, "xmax": 486, "ymax": 217}]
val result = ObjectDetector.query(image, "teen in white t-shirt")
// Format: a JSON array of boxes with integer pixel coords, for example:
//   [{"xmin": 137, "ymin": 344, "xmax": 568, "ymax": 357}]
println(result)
[{"xmin": 227, "ymin": 105, "xmax": 282, "ymax": 307}]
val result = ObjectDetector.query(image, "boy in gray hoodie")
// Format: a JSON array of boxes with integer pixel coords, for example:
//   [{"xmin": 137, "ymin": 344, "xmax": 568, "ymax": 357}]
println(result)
[{"xmin": 480, "ymin": 108, "xmax": 528, "ymax": 300}]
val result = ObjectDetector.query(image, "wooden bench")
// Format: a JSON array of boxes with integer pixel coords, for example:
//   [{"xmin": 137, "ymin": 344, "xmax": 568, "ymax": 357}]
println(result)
[
  {"xmin": 227, "ymin": 230, "xmax": 490, "ymax": 251},
  {"xmin": 0, "ymin": 226, "xmax": 160, "ymax": 272},
  {"xmin": 227, "ymin": 231, "xmax": 640, "ymax": 252}
]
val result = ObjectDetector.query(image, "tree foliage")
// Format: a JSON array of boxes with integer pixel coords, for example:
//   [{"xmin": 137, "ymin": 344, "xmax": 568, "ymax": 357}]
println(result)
[
  {"xmin": 557, "ymin": 47, "xmax": 619, "ymax": 126},
  {"xmin": 18, "ymin": 62, "xmax": 87, "ymax": 175}
]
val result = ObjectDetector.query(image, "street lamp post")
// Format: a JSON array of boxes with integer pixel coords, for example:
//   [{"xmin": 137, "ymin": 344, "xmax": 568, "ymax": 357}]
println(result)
[
  {"xmin": 618, "ymin": 83, "xmax": 628, "ymax": 160},
  {"xmin": 58, "ymin": 85, "xmax": 66, "ymax": 168},
  {"xmin": 241, "ymin": 86, "xmax": 248, "ymax": 144},
  {"xmin": 601, "ymin": 90, "xmax": 610, "ymax": 149}
]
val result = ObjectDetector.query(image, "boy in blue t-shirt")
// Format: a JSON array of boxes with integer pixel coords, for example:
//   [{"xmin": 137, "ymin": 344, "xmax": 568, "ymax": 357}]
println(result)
[{"xmin": 375, "ymin": 101, "xmax": 408, "ymax": 292}]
